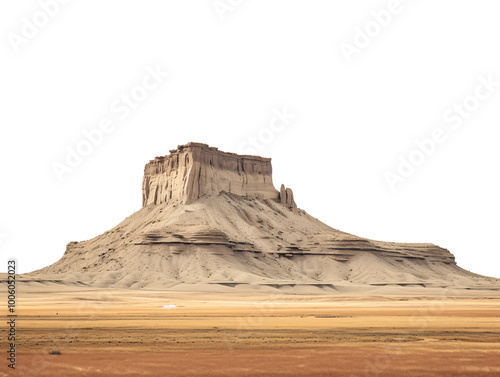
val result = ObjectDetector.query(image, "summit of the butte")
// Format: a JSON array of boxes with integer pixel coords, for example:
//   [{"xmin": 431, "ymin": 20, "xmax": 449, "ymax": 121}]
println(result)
[{"xmin": 27, "ymin": 142, "xmax": 500, "ymax": 293}]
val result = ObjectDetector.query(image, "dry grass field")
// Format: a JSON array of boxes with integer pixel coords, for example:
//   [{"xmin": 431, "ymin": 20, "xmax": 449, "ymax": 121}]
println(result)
[{"xmin": 2, "ymin": 287, "xmax": 499, "ymax": 376}]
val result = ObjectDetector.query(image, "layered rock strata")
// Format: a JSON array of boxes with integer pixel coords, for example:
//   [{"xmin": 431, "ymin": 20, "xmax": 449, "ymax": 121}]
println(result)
[
  {"xmin": 142, "ymin": 142, "xmax": 281, "ymax": 207},
  {"xmin": 24, "ymin": 142, "xmax": 500, "ymax": 292}
]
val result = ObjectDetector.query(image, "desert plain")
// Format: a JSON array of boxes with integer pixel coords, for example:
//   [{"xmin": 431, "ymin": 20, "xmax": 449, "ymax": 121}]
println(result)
[
  {"xmin": 2, "ymin": 285, "xmax": 499, "ymax": 377},
  {"xmin": 5, "ymin": 143, "xmax": 499, "ymax": 376}
]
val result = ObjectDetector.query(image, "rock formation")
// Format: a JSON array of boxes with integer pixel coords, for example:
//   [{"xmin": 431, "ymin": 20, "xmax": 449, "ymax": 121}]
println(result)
[
  {"xmin": 279, "ymin": 184, "xmax": 297, "ymax": 211},
  {"xmin": 142, "ymin": 142, "xmax": 280, "ymax": 207},
  {"xmin": 26, "ymin": 143, "xmax": 500, "ymax": 293}
]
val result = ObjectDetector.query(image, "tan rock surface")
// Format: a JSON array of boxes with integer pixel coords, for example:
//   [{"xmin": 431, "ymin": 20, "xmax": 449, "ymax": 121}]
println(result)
[
  {"xmin": 142, "ymin": 142, "xmax": 279, "ymax": 207},
  {"xmin": 25, "ymin": 143, "xmax": 500, "ymax": 293}
]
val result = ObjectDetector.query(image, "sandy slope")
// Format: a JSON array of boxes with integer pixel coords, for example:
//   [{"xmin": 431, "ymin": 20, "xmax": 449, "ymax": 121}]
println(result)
[{"xmin": 24, "ymin": 193, "xmax": 499, "ymax": 293}]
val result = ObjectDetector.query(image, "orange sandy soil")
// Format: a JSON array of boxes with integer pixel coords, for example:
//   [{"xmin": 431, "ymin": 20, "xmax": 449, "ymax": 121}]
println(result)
[{"xmin": 1, "ymin": 288, "xmax": 500, "ymax": 376}]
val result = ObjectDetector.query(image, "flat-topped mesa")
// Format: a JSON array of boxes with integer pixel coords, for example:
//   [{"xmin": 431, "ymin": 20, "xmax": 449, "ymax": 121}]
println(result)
[{"xmin": 142, "ymin": 142, "xmax": 282, "ymax": 207}]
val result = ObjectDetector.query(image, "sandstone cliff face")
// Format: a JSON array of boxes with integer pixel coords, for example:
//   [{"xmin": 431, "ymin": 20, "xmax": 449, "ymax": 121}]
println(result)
[{"xmin": 142, "ymin": 142, "xmax": 280, "ymax": 207}]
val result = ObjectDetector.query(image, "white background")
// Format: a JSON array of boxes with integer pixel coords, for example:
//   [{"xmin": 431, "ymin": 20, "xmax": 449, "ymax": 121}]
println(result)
[{"xmin": 0, "ymin": 0, "xmax": 499, "ymax": 278}]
